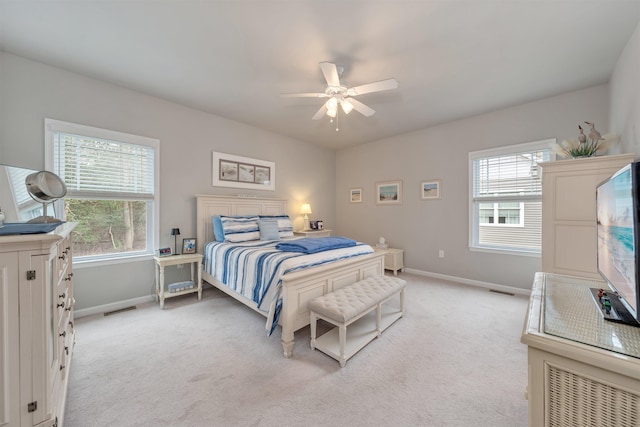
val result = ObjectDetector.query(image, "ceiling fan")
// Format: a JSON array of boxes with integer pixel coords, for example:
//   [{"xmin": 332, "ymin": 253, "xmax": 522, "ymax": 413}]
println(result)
[{"xmin": 281, "ymin": 62, "xmax": 398, "ymax": 123}]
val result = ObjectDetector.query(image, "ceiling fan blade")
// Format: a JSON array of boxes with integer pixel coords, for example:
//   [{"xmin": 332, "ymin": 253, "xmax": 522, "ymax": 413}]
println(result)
[
  {"xmin": 312, "ymin": 102, "xmax": 329, "ymax": 120},
  {"xmin": 349, "ymin": 98, "xmax": 376, "ymax": 117},
  {"xmin": 319, "ymin": 62, "xmax": 341, "ymax": 87},
  {"xmin": 347, "ymin": 78, "xmax": 398, "ymax": 96},
  {"xmin": 280, "ymin": 92, "xmax": 329, "ymax": 98}
]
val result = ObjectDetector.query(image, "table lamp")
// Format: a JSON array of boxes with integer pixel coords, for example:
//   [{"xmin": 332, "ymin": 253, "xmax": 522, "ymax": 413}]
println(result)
[
  {"xmin": 300, "ymin": 203, "xmax": 312, "ymax": 231},
  {"xmin": 171, "ymin": 228, "xmax": 181, "ymax": 255}
]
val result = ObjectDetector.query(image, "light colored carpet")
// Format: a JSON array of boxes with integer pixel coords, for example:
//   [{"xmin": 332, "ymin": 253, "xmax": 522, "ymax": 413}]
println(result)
[{"xmin": 64, "ymin": 273, "xmax": 530, "ymax": 427}]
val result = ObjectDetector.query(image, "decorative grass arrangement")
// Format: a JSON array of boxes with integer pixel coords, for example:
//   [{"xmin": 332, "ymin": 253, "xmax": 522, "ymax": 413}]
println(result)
[{"xmin": 555, "ymin": 122, "xmax": 619, "ymax": 158}]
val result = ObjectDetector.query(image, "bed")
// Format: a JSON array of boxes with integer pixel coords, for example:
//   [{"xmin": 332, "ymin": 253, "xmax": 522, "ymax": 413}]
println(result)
[{"xmin": 196, "ymin": 194, "xmax": 384, "ymax": 358}]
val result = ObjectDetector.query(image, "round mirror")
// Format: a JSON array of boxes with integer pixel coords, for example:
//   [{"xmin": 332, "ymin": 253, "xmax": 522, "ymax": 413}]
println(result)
[{"xmin": 25, "ymin": 171, "xmax": 67, "ymax": 223}]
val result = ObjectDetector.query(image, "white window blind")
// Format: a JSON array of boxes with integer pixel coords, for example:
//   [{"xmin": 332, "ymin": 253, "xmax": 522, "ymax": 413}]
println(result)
[
  {"xmin": 53, "ymin": 132, "xmax": 155, "ymax": 199},
  {"xmin": 472, "ymin": 149, "xmax": 548, "ymax": 203}
]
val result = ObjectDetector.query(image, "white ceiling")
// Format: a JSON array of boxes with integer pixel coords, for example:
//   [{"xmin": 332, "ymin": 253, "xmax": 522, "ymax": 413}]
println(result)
[{"xmin": 1, "ymin": 1, "xmax": 639, "ymax": 150}]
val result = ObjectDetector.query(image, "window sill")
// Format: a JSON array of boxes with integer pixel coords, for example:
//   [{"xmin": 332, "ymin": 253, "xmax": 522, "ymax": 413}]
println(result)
[
  {"xmin": 73, "ymin": 253, "xmax": 155, "ymax": 269},
  {"xmin": 469, "ymin": 246, "xmax": 541, "ymax": 258}
]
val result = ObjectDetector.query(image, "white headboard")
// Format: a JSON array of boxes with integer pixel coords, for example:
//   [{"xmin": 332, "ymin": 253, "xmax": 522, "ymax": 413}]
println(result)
[{"xmin": 195, "ymin": 195, "xmax": 288, "ymax": 253}]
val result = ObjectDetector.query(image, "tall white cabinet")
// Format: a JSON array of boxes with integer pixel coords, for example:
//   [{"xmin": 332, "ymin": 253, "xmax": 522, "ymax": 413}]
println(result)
[
  {"xmin": 0, "ymin": 223, "xmax": 76, "ymax": 427},
  {"xmin": 540, "ymin": 154, "xmax": 635, "ymax": 279}
]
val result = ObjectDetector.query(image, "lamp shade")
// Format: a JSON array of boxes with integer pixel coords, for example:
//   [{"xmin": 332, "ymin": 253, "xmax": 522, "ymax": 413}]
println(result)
[
  {"xmin": 300, "ymin": 204, "xmax": 312, "ymax": 215},
  {"xmin": 171, "ymin": 228, "xmax": 181, "ymax": 236}
]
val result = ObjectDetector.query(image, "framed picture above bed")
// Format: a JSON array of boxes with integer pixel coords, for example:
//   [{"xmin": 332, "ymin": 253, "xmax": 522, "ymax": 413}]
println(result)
[{"xmin": 212, "ymin": 152, "xmax": 276, "ymax": 191}]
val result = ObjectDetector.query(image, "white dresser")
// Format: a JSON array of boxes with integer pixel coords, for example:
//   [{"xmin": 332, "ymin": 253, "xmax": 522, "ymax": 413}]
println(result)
[
  {"xmin": 0, "ymin": 222, "xmax": 76, "ymax": 427},
  {"xmin": 521, "ymin": 272, "xmax": 640, "ymax": 427},
  {"xmin": 539, "ymin": 154, "xmax": 635, "ymax": 279}
]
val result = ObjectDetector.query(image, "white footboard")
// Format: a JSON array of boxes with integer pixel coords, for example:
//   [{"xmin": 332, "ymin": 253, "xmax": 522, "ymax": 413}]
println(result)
[
  {"xmin": 278, "ymin": 252, "xmax": 384, "ymax": 357},
  {"xmin": 202, "ymin": 252, "xmax": 384, "ymax": 357}
]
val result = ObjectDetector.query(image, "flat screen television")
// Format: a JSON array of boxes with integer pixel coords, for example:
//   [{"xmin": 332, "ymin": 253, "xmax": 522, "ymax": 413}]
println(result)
[{"xmin": 595, "ymin": 161, "xmax": 640, "ymax": 327}]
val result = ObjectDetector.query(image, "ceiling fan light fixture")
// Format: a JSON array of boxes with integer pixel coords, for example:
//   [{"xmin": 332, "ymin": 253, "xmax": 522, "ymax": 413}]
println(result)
[
  {"xmin": 340, "ymin": 99, "xmax": 354, "ymax": 115},
  {"xmin": 326, "ymin": 106, "xmax": 338, "ymax": 118}
]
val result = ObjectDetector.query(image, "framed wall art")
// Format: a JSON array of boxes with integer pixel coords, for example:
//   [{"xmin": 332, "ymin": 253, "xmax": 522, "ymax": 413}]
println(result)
[
  {"xmin": 350, "ymin": 188, "xmax": 363, "ymax": 203},
  {"xmin": 212, "ymin": 152, "xmax": 275, "ymax": 191},
  {"xmin": 421, "ymin": 179, "xmax": 441, "ymax": 200},
  {"xmin": 375, "ymin": 180, "xmax": 402, "ymax": 205}
]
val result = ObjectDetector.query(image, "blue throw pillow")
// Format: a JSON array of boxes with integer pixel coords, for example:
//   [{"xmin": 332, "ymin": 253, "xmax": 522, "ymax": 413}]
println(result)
[
  {"xmin": 259, "ymin": 219, "xmax": 280, "ymax": 241},
  {"xmin": 212, "ymin": 216, "xmax": 225, "ymax": 242},
  {"xmin": 259, "ymin": 215, "xmax": 294, "ymax": 238}
]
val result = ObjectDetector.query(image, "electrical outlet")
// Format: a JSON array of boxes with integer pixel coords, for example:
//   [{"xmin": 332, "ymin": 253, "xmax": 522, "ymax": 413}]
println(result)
[{"xmin": 438, "ymin": 250, "xmax": 445, "ymax": 258}]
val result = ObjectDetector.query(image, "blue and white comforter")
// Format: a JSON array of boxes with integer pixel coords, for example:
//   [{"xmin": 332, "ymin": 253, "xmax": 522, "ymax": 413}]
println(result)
[{"xmin": 203, "ymin": 239, "xmax": 374, "ymax": 334}]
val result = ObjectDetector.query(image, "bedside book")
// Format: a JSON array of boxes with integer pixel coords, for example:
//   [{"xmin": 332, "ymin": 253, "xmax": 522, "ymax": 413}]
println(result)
[{"xmin": 168, "ymin": 280, "xmax": 194, "ymax": 293}]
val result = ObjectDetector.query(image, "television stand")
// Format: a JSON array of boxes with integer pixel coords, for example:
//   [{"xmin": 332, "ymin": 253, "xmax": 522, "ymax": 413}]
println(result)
[
  {"xmin": 589, "ymin": 287, "xmax": 640, "ymax": 327},
  {"xmin": 522, "ymin": 273, "xmax": 640, "ymax": 427}
]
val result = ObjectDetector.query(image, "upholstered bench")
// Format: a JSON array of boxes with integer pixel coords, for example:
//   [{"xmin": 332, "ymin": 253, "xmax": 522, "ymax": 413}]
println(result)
[{"xmin": 308, "ymin": 275, "xmax": 406, "ymax": 367}]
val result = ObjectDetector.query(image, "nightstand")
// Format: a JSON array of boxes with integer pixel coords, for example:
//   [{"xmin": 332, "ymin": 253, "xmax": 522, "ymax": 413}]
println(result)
[
  {"xmin": 293, "ymin": 229, "xmax": 332, "ymax": 238},
  {"xmin": 153, "ymin": 253, "xmax": 203, "ymax": 309},
  {"xmin": 373, "ymin": 247, "xmax": 404, "ymax": 276}
]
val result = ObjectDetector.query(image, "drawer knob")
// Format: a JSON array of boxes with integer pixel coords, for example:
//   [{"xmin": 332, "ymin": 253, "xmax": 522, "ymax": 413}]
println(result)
[
  {"xmin": 57, "ymin": 302, "xmax": 64, "ymax": 308},
  {"xmin": 59, "ymin": 293, "xmax": 66, "ymax": 299},
  {"xmin": 59, "ymin": 331, "xmax": 66, "ymax": 337}
]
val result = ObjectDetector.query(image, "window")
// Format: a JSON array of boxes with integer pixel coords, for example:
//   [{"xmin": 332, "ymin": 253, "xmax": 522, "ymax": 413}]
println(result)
[
  {"xmin": 479, "ymin": 202, "xmax": 524, "ymax": 226},
  {"xmin": 469, "ymin": 139, "xmax": 554, "ymax": 254},
  {"xmin": 45, "ymin": 119, "xmax": 159, "ymax": 264}
]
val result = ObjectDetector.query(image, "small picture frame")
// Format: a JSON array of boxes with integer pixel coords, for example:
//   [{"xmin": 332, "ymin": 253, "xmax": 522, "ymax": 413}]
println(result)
[
  {"xmin": 350, "ymin": 188, "xmax": 363, "ymax": 203},
  {"xmin": 421, "ymin": 180, "xmax": 441, "ymax": 200},
  {"xmin": 158, "ymin": 247, "xmax": 172, "ymax": 257},
  {"xmin": 182, "ymin": 238, "xmax": 197, "ymax": 254},
  {"xmin": 376, "ymin": 180, "xmax": 402, "ymax": 205}
]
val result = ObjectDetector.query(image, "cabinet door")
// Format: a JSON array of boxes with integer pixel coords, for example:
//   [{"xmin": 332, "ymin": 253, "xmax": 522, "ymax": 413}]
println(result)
[
  {"xmin": 0, "ymin": 252, "xmax": 19, "ymax": 426},
  {"xmin": 19, "ymin": 251, "xmax": 56, "ymax": 426}
]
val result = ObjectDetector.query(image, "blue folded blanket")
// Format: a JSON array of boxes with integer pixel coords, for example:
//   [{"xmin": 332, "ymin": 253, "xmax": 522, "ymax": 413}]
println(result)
[{"xmin": 275, "ymin": 236, "xmax": 357, "ymax": 254}]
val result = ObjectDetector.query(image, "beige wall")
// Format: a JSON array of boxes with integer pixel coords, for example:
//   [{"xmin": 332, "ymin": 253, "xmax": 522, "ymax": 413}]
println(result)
[
  {"xmin": 0, "ymin": 51, "xmax": 336, "ymax": 311},
  {"xmin": 335, "ymin": 85, "xmax": 611, "ymax": 291}
]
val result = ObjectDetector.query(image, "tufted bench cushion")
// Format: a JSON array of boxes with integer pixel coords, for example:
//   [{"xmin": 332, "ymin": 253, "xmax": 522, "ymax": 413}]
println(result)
[
  {"xmin": 308, "ymin": 275, "xmax": 406, "ymax": 323},
  {"xmin": 309, "ymin": 275, "xmax": 407, "ymax": 367}
]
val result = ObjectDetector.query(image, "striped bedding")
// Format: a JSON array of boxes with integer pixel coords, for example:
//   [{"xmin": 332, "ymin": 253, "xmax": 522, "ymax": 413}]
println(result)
[{"xmin": 203, "ymin": 239, "xmax": 374, "ymax": 334}]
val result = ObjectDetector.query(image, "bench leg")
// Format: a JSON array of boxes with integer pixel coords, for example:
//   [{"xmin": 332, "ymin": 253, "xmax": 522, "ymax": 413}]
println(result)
[
  {"xmin": 400, "ymin": 287, "xmax": 406, "ymax": 316},
  {"xmin": 339, "ymin": 324, "xmax": 347, "ymax": 367},
  {"xmin": 376, "ymin": 303, "xmax": 382, "ymax": 337},
  {"xmin": 310, "ymin": 312, "xmax": 317, "ymax": 350}
]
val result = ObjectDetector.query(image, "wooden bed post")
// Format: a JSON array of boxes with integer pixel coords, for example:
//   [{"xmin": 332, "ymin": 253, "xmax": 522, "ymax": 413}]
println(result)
[{"xmin": 279, "ymin": 288, "xmax": 295, "ymax": 358}]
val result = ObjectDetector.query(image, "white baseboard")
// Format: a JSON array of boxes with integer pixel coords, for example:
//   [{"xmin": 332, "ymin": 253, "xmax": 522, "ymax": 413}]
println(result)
[
  {"xmin": 75, "ymin": 295, "xmax": 155, "ymax": 318},
  {"xmin": 75, "ymin": 270, "xmax": 529, "ymax": 318},
  {"xmin": 402, "ymin": 268, "xmax": 531, "ymax": 296}
]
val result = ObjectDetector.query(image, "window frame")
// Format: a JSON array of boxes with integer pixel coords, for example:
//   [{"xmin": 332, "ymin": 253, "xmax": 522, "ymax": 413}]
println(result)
[
  {"xmin": 44, "ymin": 118, "xmax": 160, "ymax": 267},
  {"xmin": 468, "ymin": 139, "xmax": 555, "ymax": 256}
]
